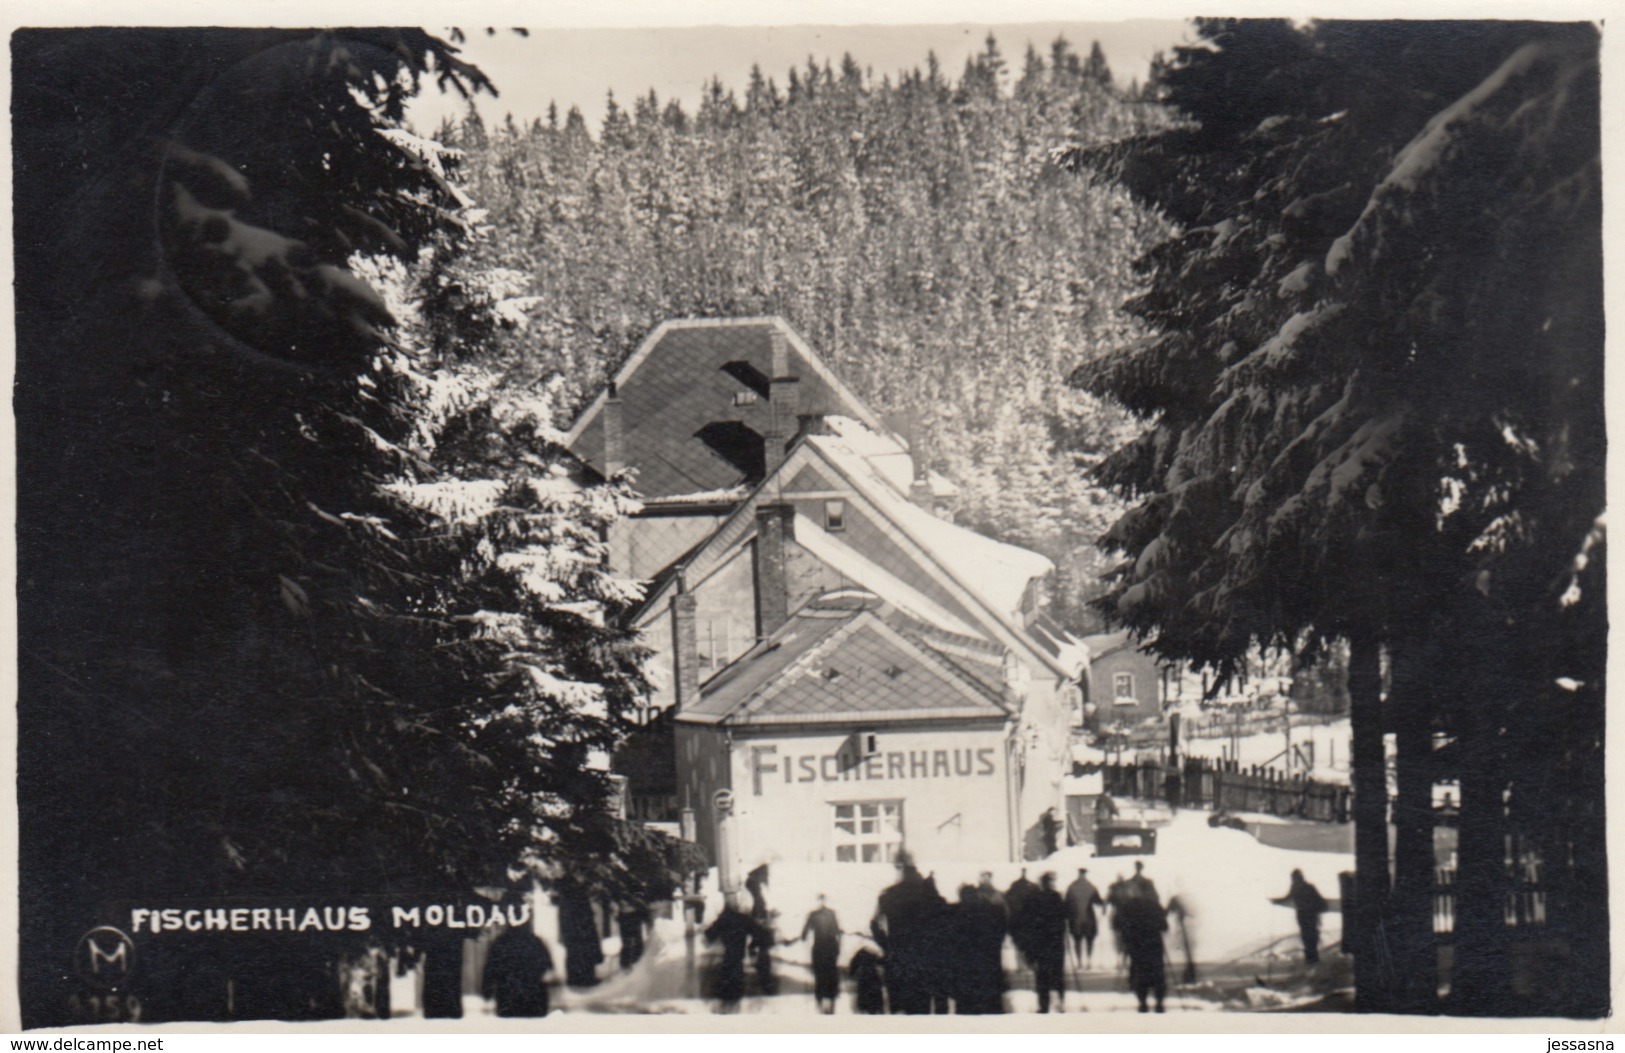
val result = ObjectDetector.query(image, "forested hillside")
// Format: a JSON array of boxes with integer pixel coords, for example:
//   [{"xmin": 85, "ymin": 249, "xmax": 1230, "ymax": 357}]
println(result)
[{"xmin": 440, "ymin": 36, "xmax": 1172, "ymax": 627}]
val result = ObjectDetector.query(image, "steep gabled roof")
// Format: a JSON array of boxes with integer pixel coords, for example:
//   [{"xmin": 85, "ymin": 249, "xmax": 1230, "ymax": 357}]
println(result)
[
  {"xmin": 807, "ymin": 417, "xmax": 1050, "ymax": 620},
  {"xmin": 634, "ymin": 420, "xmax": 1071, "ymax": 681},
  {"xmin": 680, "ymin": 593, "xmax": 1010, "ymax": 728},
  {"xmin": 565, "ymin": 318, "xmax": 886, "ymax": 497}
]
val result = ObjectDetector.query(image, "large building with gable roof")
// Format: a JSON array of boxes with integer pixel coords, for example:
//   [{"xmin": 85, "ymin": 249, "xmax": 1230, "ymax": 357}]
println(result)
[{"xmin": 567, "ymin": 317, "xmax": 1089, "ymax": 866}]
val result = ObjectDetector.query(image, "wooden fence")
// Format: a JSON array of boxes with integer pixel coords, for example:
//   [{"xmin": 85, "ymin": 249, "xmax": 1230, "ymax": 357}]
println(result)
[{"xmin": 1098, "ymin": 757, "xmax": 1351, "ymax": 823}]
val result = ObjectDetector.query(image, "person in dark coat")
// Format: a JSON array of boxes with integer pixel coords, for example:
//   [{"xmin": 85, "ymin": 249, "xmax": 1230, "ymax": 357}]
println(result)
[
  {"xmin": 705, "ymin": 895, "xmax": 760, "ymax": 1013},
  {"xmin": 745, "ymin": 864, "xmax": 770, "ymax": 919},
  {"xmin": 1105, "ymin": 872, "xmax": 1131, "ymax": 970},
  {"xmin": 1005, "ymin": 869, "xmax": 1038, "ymax": 968},
  {"xmin": 872, "ymin": 855, "xmax": 946, "ymax": 1014},
  {"xmin": 1113, "ymin": 862, "xmax": 1169, "ymax": 1013},
  {"xmin": 750, "ymin": 913, "xmax": 778, "ymax": 996},
  {"xmin": 1018, "ymin": 872, "xmax": 1070, "ymax": 1013},
  {"xmin": 744, "ymin": 865, "xmax": 777, "ymax": 995},
  {"xmin": 1040, "ymin": 808, "xmax": 1061, "ymax": 856},
  {"xmin": 482, "ymin": 921, "xmax": 554, "ymax": 1017},
  {"xmin": 1064, "ymin": 868, "xmax": 1105, "ymax": 970},
  {"xmin": 687, "ymin": 871, "xmax": 708, "ymax": 928},
  {"xmin": 950, "ymin": 883, "xmax": 1007, "ymax": 1014},
  {"xmin": 977, "ymin": 872, "xmax": 1008, "ymax": 918},
  {"xmin": 922, "ymin": 874, "xmax": 955, "ymax": 1013},
  {"xmin": 1272, "ymin": 869, "xmax": 1329, "ymax": 965},
  {"xmin": 617, "ymin": 900, "xmax": 651, "ymax": 970},
  {"xmin": 419, "ymin": 929, "xmax": 465, "ymax": 1019},
  {"xmin": 797, "ymin": 894, "xmax": 842, "ymax": 1014},
  {"xmin": 556, "ymin": 883, "xmax": 604, "ymax": 988},
  {"xmin": 849, "ymin": 941, "xmax": 887, "ymax": 1015}
]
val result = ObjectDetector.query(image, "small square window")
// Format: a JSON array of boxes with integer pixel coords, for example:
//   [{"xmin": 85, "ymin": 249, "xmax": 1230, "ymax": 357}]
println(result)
[
  {"xmin": 825, "ymin": 499, "xmax": 846, "ymax": 532},
  {"xmin": 832, "ymin": 800, "xmax": 903, "ymax": 863},
  {"xmin": 1113, "ymin": 672, "xmax": 1136, "ymax": 701}
]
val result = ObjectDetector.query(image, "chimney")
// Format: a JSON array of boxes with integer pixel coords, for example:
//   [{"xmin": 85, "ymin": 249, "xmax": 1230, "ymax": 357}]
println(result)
[
  {"xmin": 754, "ymin": 503, "xmax": 794, "ymax": 638},
  {"xmin": 603, "ymin": 381, "xmax": 625, "ymax": 478},
  {"xmin": 764, "ymin": 329, "xmax": 799, "ymax": 478},
  {"xmin": 672, "ymin": 574, "xmax": 701, "ymax": 711}
]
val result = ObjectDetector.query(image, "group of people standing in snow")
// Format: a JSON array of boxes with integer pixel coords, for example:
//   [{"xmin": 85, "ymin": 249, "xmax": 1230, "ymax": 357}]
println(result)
[
  {"xmin": 703, "ymin": 854, "xmax": 1182, "ymax": 1015},
  {"xmin": 481, "ymin": 859, "xmax": 1329, "ymax": 1017}
]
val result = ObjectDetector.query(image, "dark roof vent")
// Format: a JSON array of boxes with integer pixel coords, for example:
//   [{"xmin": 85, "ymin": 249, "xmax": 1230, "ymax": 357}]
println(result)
[
  {"xmin": 720, "ymin": 360, "xmax": 771, "ymax": 399},
  {"xmin": 694, "ymin": 421, "xmax": 765, "ymax": 481}
]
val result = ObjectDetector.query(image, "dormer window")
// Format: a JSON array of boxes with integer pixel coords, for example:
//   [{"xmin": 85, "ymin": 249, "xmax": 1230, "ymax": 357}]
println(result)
[
  {"xmin": 732, "ymin": 390, "xmax": 759, "ymax": 407},
  {"xmin": 824, "ymin": 499, "xmax": 846, "ymax": 532}
]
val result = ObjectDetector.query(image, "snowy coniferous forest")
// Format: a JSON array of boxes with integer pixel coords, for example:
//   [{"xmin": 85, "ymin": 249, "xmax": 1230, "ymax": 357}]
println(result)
[
  {"xmin": 434, "ymin": 36, "xmax": 1172, "ymax": 629},
  {"xmin": 11, "ymin": 20, "xmax": 1603, "ymax": 1025}
]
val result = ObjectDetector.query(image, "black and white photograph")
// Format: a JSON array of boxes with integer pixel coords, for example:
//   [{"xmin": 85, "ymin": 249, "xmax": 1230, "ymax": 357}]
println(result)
[{"xmin": 5, "ymin": 0, "xmax": 1612, "ymax": 1032}]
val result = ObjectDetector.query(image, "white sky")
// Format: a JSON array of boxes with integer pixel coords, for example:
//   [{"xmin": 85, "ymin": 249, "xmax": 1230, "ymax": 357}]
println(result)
[{"xmin": 405, "ymin": 20, "xmax": 1192, "ymax": 133}]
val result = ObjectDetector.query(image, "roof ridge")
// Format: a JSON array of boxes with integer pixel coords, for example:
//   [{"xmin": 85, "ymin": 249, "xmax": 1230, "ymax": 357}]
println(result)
[
  {"xmin": 799, "ymin": 436, "xmax": 1069, "ymax": 680},
  {"xmin": 565, "ymin": 316, "xmax": 885, "ymax": 450}
]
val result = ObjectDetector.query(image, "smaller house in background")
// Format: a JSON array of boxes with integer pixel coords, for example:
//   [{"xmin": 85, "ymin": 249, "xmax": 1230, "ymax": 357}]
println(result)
[{"xmin": 1079, "ymin": 630, "xmax": 1163, "ymax": 732}]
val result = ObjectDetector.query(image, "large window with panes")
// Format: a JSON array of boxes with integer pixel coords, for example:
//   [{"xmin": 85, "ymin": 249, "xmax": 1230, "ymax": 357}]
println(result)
[{"xmin": 832, "ymin": 800, "xmax": 904, "ymax": 862}]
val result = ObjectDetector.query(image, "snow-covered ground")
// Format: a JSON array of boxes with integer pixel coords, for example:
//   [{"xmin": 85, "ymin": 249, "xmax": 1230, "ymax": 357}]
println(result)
[
  {"xmin": 1179, "ymin": 716, "xmax": 1352, "ymax": 784},
  {"xmin": 1075, "ymin": 714, "xmax": 1352, "ymax": 786},
  {"xmin": 439, "ymin": 808, "xmax": 1353, "ymax": 1018},
  {"xmin": 710, "ymin": 809, "xmax": 1346, "ymax": 968}
]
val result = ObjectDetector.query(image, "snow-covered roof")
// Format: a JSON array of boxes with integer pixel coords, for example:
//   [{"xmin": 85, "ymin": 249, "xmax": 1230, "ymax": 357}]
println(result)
[
  {"xmin": 639, "ymin": 486, "xmax": 749, "ymax": 508},
  {"xmin": 810, "ymin": 416, "xmax": 1052, "ymax": 620},
  {"xmin": 628, "ymin": 413, "xmax": 1071, "ymax": 682},
  {"xmin": 1081, "ymin": 629, "xmax": 1137, "ymax": 661},
  {"xmin": 792, "ymin": 512, "xmax": 980, "ymax": 638},
  {"xmin": 819, "ymin": 414, "xmax": 958, "ymax": 499},
  {"xmin": 1028, "ymin": 614, "xmax": 1090, "ymax": 679}
]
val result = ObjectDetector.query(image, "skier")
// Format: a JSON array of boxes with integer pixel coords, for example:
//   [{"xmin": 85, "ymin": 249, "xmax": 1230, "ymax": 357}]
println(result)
[
  {"xmin": 1114, "ymin": 862, "xmax": 1169, "ymax": 1013},
  {"xmin": 1018, "ymin": 871, "xmax": 1070, "ymax": 1013},
  {"xmin": 922, "ymin": 873, "xmax": 954, "ymax": 1013},
  {"xmin": 950, "ymin": 883, "xmax": 1007, "ymax": 1014},
  {"xmin": 1040, "ymin": 807, "xmax": 1061, "ymax": 856},
  {"xmin": 797, "ymin": 894, "xmax": 843, "ymax": 1014},
  {"xmin": 1006, "ymin": 867, "xmax": 1038, "ymax": 921},
  {"xmin": 556, "ymin": 882, "xmax": 604, "ymax": 988},
  {"xmin": 745, "ymin": 864, "xmax": 770, "ymax": 919},
  {"xmin": 617, "ymin": 899, "xmax": 651, "ymax": 970},
  {"xmin": 1005, "ymin": 868, "xmax": 1038, "ymax": 971},
  {"xmin": 872, "ymin": 853, "xmax": 946, "ymax": 1014},
  {"xmin": 482, "ymin": 917, "xmax": 554, "ymax": 1017},
  {"xmin": 977, "ymin": 871, "xmax": 1008, "ymax": 918},
  {"xmin": 849, "ymin": 938, "xmax": 886, "ymax": 1015},
  {"xmin": 705, "ymin": 894, "xmax": 761, "ymax": 1013},
  {"xmin": 1272, "ymin": 869, "xmax": 1329, "ymax": 966},
  {"xmin": 1064, "ymin": 867, "xmax": 1105, "ymax": 970}
]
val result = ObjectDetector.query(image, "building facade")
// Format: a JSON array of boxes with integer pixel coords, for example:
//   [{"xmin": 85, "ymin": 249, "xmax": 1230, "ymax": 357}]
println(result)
[
  {"xmin": 569, "ymin": 318, "xmax": 1088, "ymax": 871},
  {"xmin": 1078, "ymin": 629, "xmax": 1164, "ymax": 732}
]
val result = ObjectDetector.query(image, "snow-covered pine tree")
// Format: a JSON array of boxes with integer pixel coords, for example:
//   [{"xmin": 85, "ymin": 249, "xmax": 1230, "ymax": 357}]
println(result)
[
  {"xmin": 1069, "ymin": 18, "xmax": 1603, "ymax": 1016},
  {"xmin": 15, "ymin": 28, "xmax": 671, "ymax": 1025}
]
